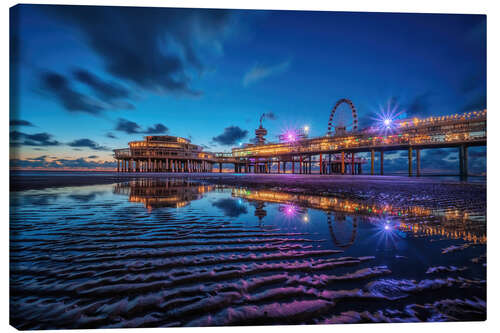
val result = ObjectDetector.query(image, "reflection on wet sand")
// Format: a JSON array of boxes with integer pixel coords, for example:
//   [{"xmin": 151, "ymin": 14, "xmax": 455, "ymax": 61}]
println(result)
[
  {"xmin": 114, "ymin": 179, "xmax": 214, "ymax": 210},
  {"xmin": 113, "ymin": 181, "xmax": 485, "ymax": 246},
  {"xmin": 231, "ymin": 188, "xmax": 486, "ymax": 245},
  {"xmin": 11, "ymin": 178, "xmax": 486, "ymax": 328}
]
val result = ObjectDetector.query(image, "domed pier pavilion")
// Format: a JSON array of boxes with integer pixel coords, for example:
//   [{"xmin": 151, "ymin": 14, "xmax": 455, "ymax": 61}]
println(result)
[{"xmin": 113, "ymin": 135, "xmax": 217, "ymax": 173}]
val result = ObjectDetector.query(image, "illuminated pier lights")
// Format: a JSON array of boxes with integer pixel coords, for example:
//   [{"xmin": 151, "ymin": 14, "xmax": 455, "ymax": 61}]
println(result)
[
  {"xmin": 231, "ymin": 108, "xmax": 486, "ymax": 178},
  {"xmin": 113, "ymin": 105, "xmax": 486, "ymax": 177}
]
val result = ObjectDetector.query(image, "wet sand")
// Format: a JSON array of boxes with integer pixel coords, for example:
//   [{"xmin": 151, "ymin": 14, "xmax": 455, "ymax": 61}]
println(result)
[
  {"xmin": 11, "ymin": 172, "xmax": 486, "ymax": 212},
  {"xmin": 10, "ymin": 175, "xmax": 486, "ymax": 328}
]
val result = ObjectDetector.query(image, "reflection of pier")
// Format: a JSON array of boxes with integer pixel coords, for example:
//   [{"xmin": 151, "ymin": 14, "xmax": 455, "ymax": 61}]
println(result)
[
  {"xmin": 113, "ymin": 179, "xmax": 214, "ymax": 210},
  {"xmin": 231, "ymin": 188, "xmax": 486, "ymax": 245}
]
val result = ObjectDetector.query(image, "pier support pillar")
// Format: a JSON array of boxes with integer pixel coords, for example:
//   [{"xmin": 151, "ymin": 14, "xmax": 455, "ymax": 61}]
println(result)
[
  {"xmin": 319, "ymin": 154, "xmax": 323, "ymax": 175},
  {"xmin": 219, "ymin": 162, "xmax": 222, "ymax": 173},
  {"xmin": 459, "ymin": 145, "xmax": 468, "ymax": 179},
  {"xmin": 416, "ymin": 150, "xmax": 421, "ymax": 177},
  {"xmin": 464, "ymin": 146, "xmax": 468, "ymax": 178},
  {"xmin": 351, "ymin": 153, "xmax": 355, "ymax": 175},
  {"xmin": 371, "ymin": 149, "xmax": 374, "ymax": 175},
  {"xmin": 292, "ymin": 157, "xmax": 295, "ymax": 174},
  {"xmin": 408, "ymin": 147, "xmax": 413, "ymax": 176},
  {"xmin": 380, "ymin": 151, "xmax": 384, "ymax": 175},
  {"xmin": 341, "ymin": 151, "xmax": 345, "ymax": 175}
]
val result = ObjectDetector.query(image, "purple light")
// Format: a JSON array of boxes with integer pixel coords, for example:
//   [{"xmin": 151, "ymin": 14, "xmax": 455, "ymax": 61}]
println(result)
[
  {"xmin": 286, "ymin": 132, "xmax": 296, "ymax": 142},
  {"xmin": 384, "ymin": 225, "xmax": 390, "ymax": 230},
  {"xmin": 283, "ymin": 204, "xmax": 297, "ymax": 217}
]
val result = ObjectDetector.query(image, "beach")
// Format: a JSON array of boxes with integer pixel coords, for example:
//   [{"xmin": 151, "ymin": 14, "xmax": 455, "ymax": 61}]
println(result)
[{"xmin": 10, "ymin": 171, "xmax": 486, "ymax": 328}]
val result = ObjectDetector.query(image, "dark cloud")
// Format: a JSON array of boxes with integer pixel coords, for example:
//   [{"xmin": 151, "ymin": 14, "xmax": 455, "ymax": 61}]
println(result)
[
  {"xmin": 73, "ymin": 68, "xmax": 130, "ymax": 100},
  {"xmin": 115, "ymin": 118, "xmax": 168, "ymax": 134},
  {"xmin": 462, "ymin": 94, "xmax": 486, "ymax": 112},
  {"xmin": 10, "ymin": 156, "xmax": 115, "ymax": 169},
  {"xmin": 10, "ymin": 131, "xmax": 60, "ymax": 147},
  {"xmin": 68, "ymin": 138, "xmax": 110, "ymax": 151},
  {"xmin": 145, "ymin": 124, "xmax": 168, "ymax": 134},
  {"xmin": 10, "ymin": 119, "xmax": 34, "ymax": 127},
  {"xmin": 262, "ymin": 112, "xmax": 277, "ymax": 120},
  {"xmin": 106, "ymin": 132, "xmax": 117, "ymax": 139},
  {"xmin": 87, "ymin": 155, "xmax": 98, "ymax": 159},
  {"xmin": 212, "ymin": 126, "xmax": 248, "ymax": 145},
  {"xmin": 212, "ymin": 198, "xmax": 248, "ymax": 217},
  {"xmin": 44, "ymin": 5, "xmax": 232, "ymax": 95},
  {"xmin": 28, "ymin": 155, "xmax": 47, "ymax": 161},
  {"xmin": 40, "ymin": 71, "xmax": 104, "ymax": 114},
  {"xmin": 460, "ymin": 72, "xmax": 485, "ymax": 95},
  {"xmin": 405, "ymin": 92, "xmax": 433, "ymax": 118}
]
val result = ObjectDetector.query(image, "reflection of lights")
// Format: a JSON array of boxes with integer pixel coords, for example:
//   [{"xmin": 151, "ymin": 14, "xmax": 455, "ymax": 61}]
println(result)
[
  {"xmin": 304, "ymin": 126, "xmax": 310, "ymax": 133},
  {"xmin": 282, "ymin": 204, "xmax": 298, "ymax": 217},
  {"xmin": 384, "ymin": 119, "xmax": 392, "ymax": 127},
  {"xmin": 384, "ymin": 224, "xmax": 390, "ymax": 230},
  {"xmin": 303, "ymin": 215, "xmax": 309, "ymax": 222}
]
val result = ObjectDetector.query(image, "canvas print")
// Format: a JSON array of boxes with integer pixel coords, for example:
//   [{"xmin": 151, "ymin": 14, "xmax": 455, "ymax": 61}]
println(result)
[{"xmin": 10, "ymin": 4, "xmax": 486, "ymax": 329}]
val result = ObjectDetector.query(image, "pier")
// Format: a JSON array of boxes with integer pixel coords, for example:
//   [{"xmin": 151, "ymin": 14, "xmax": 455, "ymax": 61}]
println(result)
[{"xmin": 114, "ymin": 99, "xmax": 486, "ymax": 178}]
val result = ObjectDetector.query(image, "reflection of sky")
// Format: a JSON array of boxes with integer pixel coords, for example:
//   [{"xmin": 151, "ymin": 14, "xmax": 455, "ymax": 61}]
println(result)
[{"xmin": 10, "ymin": 181, "xmax": 487, "ymax": 289}]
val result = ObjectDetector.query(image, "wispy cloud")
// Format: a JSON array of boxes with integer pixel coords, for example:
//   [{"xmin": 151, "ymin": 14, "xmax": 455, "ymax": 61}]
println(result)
[{"xmin": 243, "ymin": 59, "xmax": 291, "ymax": 87}]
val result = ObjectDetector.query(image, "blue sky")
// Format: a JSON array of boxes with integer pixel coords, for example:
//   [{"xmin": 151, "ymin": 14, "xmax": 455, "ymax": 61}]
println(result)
[{"xmin": 10, "ymin": 5, "xmax": 486, "ymax": 172}]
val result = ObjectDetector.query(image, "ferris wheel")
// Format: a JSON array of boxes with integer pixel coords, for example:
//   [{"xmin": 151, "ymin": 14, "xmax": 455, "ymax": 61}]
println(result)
[{"xmin": 327, "ymin": 98, "xmax": 359, "ymax": 136}]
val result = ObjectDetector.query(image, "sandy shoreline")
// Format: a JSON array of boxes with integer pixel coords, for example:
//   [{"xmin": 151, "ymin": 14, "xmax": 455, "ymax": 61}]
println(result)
[{"xmin": 10, "ymin": 172, "xmax": 486, "ymax": 210}]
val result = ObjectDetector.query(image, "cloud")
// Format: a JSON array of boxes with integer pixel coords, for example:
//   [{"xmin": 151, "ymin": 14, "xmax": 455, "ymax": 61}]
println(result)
[
  {"xmin": 10, "ymin": 131, "xmax": 60, "ymax": 147},
  {"xmin": 67, "ymin": 138, "xmax": 110, "ymax": 151},
  {"xmin": 405, "ymin": 92, "xmax": 433, "ymax": 118},
  {"xmin": 73, "ymin": 68, "xmax": 130, "ymax": 100},
  {"xmin": 212, "ymin": 126, "xmax": 248, "ymax": 145},
  {"xmin": 40, "ymin": 71, "xmax": 105, "ymax": 114},
  {"xmin": 460, "ymin": 72, "xmax": 485, "ymax": 95},
  {"xmin": 87, "ymin": 155, "xmax": 98, "ymax": 159},
  {"xmin": 243, "ymin": 59, "xmax": 291, "ymax": 86},
  {"xmin": 44, "ymin": 6, "xmax": 232, "ymax": 96},
  {"xmin": 40, "ymin": 70, "xmax": 136, "ymax": 114},
  {"xmin": 462, "ymin": 94, "xmax": 486, "ymax": 112},
  {"xmin": 260, "ymin": 111, "xmax": 277, "ymax": 123},
  {"xmin": 10, "ymin": 119, "xmax": 34, "ymax": 127},
  {"xmin": 145, "ymin": 124, "xmax": 168, "ymax": 134},
  {"xmin": 10, "ymin": 156, "xmax": 115, "ymax": 169},
  {"xmin": 106, "ymin": 132, "xmax": 118, "ymax": 139},
  {"xmin": 212, "ymin": 198, "xmax": 248, "ymax": 217},
  {"xmin": 115, "ymin": 118, "xmax": 169, "ymax": 134}
]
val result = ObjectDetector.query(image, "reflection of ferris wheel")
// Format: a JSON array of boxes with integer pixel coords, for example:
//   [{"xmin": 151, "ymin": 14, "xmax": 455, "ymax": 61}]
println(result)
[
  {"xmin": 327, "ymin": 212, "xmax": 358, "ymax": 249},
  {"xmin": 327, "ymin": 98, "xmax": 358, "ymax": 136}
]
